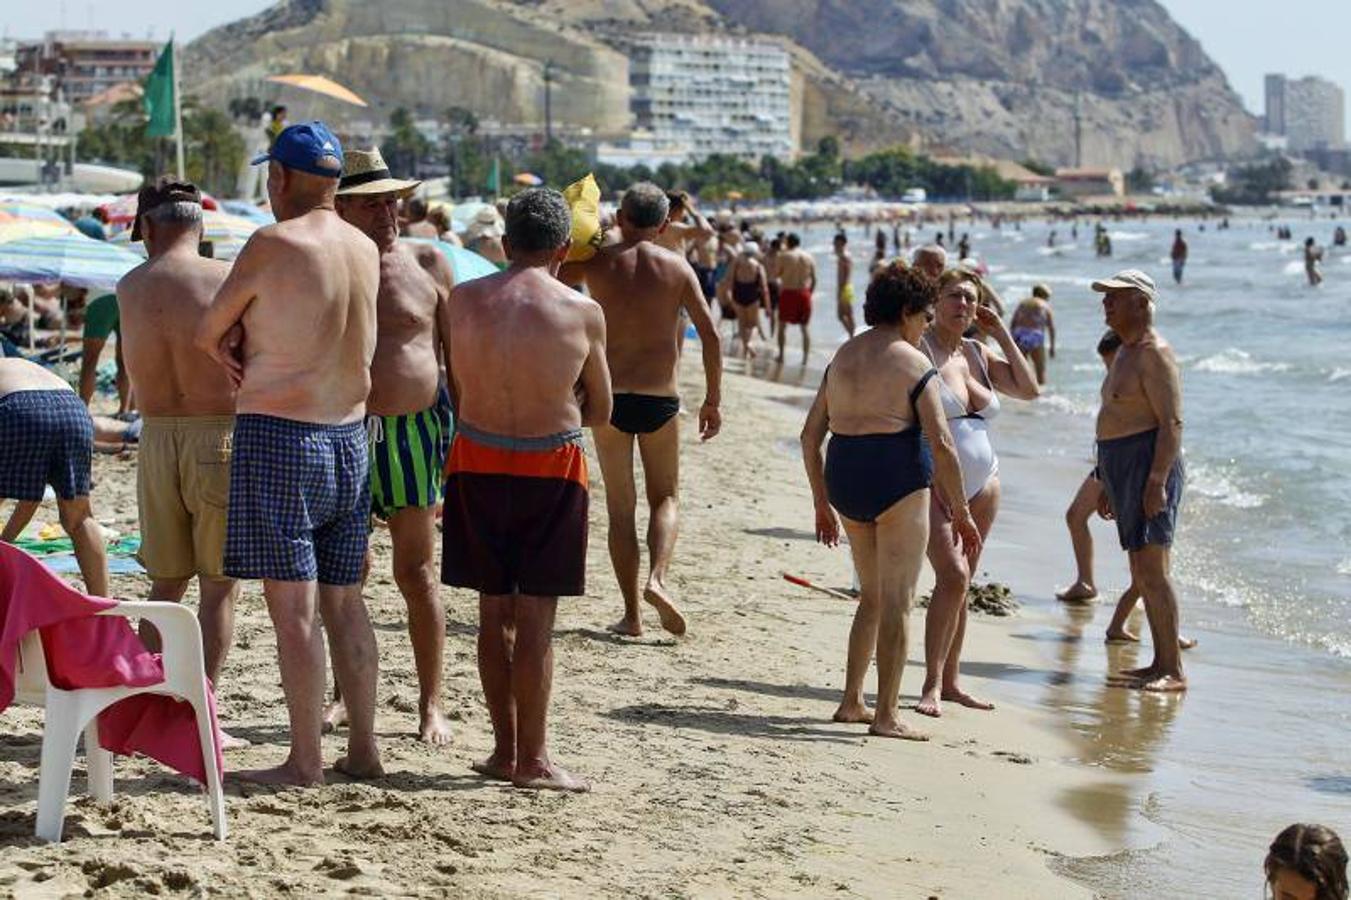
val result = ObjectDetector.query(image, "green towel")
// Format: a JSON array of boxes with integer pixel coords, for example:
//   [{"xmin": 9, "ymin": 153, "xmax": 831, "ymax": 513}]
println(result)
[{"xmin": 12, "ymin": 534, "xmax": 140, "ymax": 557}]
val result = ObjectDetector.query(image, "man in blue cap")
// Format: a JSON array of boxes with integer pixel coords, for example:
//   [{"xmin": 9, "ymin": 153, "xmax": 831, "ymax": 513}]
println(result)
[{"xmin": 196, "ymin": 121, "xmax": 384, "ymax": 785}]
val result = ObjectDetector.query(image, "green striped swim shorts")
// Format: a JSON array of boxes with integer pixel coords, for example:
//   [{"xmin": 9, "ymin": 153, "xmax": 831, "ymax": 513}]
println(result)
[{"xmin": 367, "ymin": 403, "xmax": 448, "ymax": 520}]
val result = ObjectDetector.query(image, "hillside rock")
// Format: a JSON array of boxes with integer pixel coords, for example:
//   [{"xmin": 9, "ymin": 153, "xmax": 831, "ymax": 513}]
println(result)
[{"xmin": 186, "ymin": 0, "xmax": 1256, "ymax": 168}]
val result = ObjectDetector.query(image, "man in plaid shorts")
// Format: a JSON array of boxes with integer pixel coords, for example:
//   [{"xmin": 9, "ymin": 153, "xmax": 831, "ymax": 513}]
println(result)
[
  {"xmin": 328, "ymin": 148, "xmax": 457, "ymax": 745},
  {"xmin": 0, "ymin": 358, "xmax": 108, "ymax": 597},
  {"xmin": 196, "ymin": 122, "xmax": 383, "ymax": 786}
]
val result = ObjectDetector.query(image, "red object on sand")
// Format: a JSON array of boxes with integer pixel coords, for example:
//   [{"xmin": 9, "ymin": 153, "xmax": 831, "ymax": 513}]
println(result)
[{"xmin": 782, "ymin": 573, "xmax": 856, "ymax": 601}]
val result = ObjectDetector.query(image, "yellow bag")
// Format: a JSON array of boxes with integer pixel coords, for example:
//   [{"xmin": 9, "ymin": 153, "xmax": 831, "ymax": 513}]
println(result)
[{"xmin": 562, "ymin": 173, "xmax": 604, "ymax": 262}]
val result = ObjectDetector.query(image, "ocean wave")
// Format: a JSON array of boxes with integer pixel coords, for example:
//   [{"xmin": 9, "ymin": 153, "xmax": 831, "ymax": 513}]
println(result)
[
  {"xmin": 1338, "ymin": 558, "xmax": 1351, "ymax": 577},
  {"xmin": 1192, "ymin": 348, "xmax": 1291, "ymax": 375},
  {"xmin": 991, "ymin": 272, "xmax": 1094, "ymax": 287},
  {"xmin": 1035, "ymin": 244, "xmax": 1078, "ymax": 256},
  {"xmin": 1186, "ymin": 461, "xmax": 1267, "ymax": 510},
  {"xmin": 1033, "ymin": 393, "xmax": 1097, "ymax": 418},
  {"xmin": 1107, "ymin": 230, "xmax": 1150, "ymax": 242},
  {"xmin": 1248, "ymin": 241, "xmax": 1284, "ymax": 251},
  {"xmin": 1329, "ymin": 368, "xmax": 1351, "ymax": 383}
]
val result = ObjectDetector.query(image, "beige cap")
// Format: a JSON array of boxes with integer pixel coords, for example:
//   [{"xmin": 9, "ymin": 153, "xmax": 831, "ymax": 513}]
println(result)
[
  {"xmin": 1091, "ymin": 269, "xmax": 1157, "ymax": 302},
  {"xmin": 336, "ymin": 148, "xmax": 421, "ymax": 198}
]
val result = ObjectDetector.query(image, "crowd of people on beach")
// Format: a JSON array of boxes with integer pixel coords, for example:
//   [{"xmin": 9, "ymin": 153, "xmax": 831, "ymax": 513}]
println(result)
[{"xmin": 1, "ymin": 120, "xmax": 1347, "ymax": 893}]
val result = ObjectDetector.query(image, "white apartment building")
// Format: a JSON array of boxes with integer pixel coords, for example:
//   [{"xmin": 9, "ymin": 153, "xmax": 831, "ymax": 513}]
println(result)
[
  {"xmin": 627, "ymin": 33, "xmax": 793, "ymax": 162},
  {"xmin": 1265, "ymin": 73, "xmax": 1345, "ymax": 154}
]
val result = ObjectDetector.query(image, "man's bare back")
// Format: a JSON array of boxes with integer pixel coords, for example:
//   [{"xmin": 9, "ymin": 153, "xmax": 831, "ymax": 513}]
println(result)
[
  {"xmin": 566, "ymin": 240, "xmax": 698, "ymax": 396},
  {"xmin": 368, "ymin": 243, "xmax": 450, "ymax": 416},
  {"xmin": 446, "ymin": 267, "xmax": 608, "ymax": 436},
  {"xmin": 119, "ymin": 253, "xmax": 234, "ymax": 417},
  {"xmin": 204, "ymin": 209, "xmax": 379, "ymax": 424},
  {"xmin": 1097, "ymin": 330, "xmax": 1177, "ymax": 441},
  {"xmin": 779, "ymin": 248, "xmax": 816, "ymax": 291},
  {"xmin": 0, "ymin": 357, "xmax": 73, "ymax": 396}
]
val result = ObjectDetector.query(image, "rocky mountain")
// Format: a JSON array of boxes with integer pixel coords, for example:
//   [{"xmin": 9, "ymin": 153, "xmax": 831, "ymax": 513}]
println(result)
[{"xmin": 186, "ymin": 0, "xmax": 1256, "ymax": 169}]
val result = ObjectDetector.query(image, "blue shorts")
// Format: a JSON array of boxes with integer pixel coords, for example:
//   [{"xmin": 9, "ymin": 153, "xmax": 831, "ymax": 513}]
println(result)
[
  {"xmin": 0, "ymin": 390, "xmax": 93, "ymax": 501},
  {"xmin": 224, "ymin": 414, "xmax": 371, "ymax": 585},
  {"xmin": 1097, "ymin": 429, "xmax": 1185, "ymax": 552}
]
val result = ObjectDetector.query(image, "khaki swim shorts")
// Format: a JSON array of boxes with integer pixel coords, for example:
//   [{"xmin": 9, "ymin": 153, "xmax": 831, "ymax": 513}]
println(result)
[{"xmin": 136, "ymin": 416, "xmax": 235, "ymax": 580}]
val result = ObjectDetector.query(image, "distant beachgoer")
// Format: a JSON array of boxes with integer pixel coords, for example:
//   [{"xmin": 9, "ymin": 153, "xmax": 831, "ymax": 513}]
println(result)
[
  {"xmin": 465, "ymin": 207, "xmax": 508, "ymax": 269},
  {"xmin": 777, "ymin": 232, "xmax": 816, "ymax": 365},
  {"xmin": 333, "ymin": 148, "xmax": 457, "ymax": 745},
  {"xmin": 957, "ymin": 233, "xmax": 971, "ymax": 260},
  {"xmin": 658, "ymin": 192, "xmax": 715, "ymax": 355},
  {"xmin": 1170, "ymin": 229, "xmax": 1188, "ymax": 285},
  {"xmin": 833, "ymin": 232, "xmax": 856, "ymax": 337},
  {"xmin": 721, "ymin": 241, "xmax": 768, "ymax": 360},
  {"xmin": 560, "ymin": 183, "xmax": 722, "ymax": 637},
  {"xmin": 400, "ymin": 197, "xmax": 438, "ymax": 239},
  {"xmin": 764, "ymin": 235, "xmax": 783, "ymax": 333},
  {"xmin": 916, "ymin": 268, "xmax": 1040, "ymax": 718},
  {"xmin": 800, "ymin": 262, "xmax": 980, "ymax": 741},
  {"xmin": 74, "ymin": 207, "xmax": 107, "ymax": 242},
  {"xmin": 196, "ymin": 121, "xmax": 384, "ymax": 785},
  {"xmin": 78, "ymin": 290, "xmax": 130, "ymax": 414},
  {"xmin": 870, "ymin": 231, "xmax": 888, "ymax": 275},
  {"xmin": 1334, "ymin": 226, "xmax": 1347, "ymax": 248},
  {"xmin": 1091, "ymin": 269, "xmax": 1187, "ymax": 693},
  {"xmin": 1009, "ymin": 283, "xmax": 1056, "ymax": 385},
  {"xmin": 0, "ymin": 357, "xmax": 107, "ymax": 597},
  {"xmin": 912, "ymin": 244, "xmax": 947, "ymax": 280},
  {"xmin": 934, "ymin": 231, "xmax": 945, "ymax": 248},
  {"xmin": 442, "ymin": 187, "xmax": 612, "ymax": 792},
  {"xmin": 1047, "ymin": 230, "xmax": 1057, "ymax": 249},
  {"xmin": 1305, "ymin": 238, "xmax": 1324, "ymax": 286},
  {"xmin": 1265, "ymin": 823, "xmax": 1347, "ymax": 900},
  {"xmin": 425, "ymin": 205, "xmax": 462, "ymax": 246},
  {"xmin": 116, "ymin": 177, "xmax": 244, "ymax": 742}
]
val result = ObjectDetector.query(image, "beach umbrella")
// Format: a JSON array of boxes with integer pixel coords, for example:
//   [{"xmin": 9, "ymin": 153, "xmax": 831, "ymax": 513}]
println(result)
[
  {"xmin": 513, "ymin": 172, "xmax": 544, "ymax": 187},
  {"xmin": 402, "ymin": 238, "xmax": 499, "ymax": 285},
  {"xmin": 219, "ymin": 200, "xmax": 275, "ymax": 226},
  {"xmin": 108, "ymin": 209, "xmax": 262, "ymax": 260},
  {"xmin": 0, "ymin": 233, "xmax": 142, "ymax": 289},
  {"xmin": 0, "ymin": 203, "xmax": 79, "ymax": 242},
  {"xmin": 265, "ymin": 74, "xmax": 368, "ymax": 107},
  {"xmin": 98, "ymin": 191, "xmax": 220, "ymax": 227}
]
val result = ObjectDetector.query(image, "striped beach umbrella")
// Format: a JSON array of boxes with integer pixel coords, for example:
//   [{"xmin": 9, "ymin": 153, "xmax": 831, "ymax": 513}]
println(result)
[
  {"xmin": 109, "ymin": 209, "xmax": 262, "ymax": 260},
  {"xmin": 0, "ymin": 203, "xmax": 79, "ymax": 242},
  {"xmin": 402, "ymin": 238, "xmax": 499, "ymax": 284},
  {"xmin": 0, "ymin": 233, "xmax": 143, "ymax": 289}
]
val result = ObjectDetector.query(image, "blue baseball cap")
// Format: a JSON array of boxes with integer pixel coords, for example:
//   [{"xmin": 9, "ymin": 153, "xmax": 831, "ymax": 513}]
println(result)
[{"xmin": 251, "ymin": 121, "xmax": 344, "ymax": 178}]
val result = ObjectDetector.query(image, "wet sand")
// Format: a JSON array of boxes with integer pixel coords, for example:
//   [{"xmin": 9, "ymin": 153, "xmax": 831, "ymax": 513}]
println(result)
[{"xmin": 3, "ymin": 349, "xmax": 1325, "ymax": 897}]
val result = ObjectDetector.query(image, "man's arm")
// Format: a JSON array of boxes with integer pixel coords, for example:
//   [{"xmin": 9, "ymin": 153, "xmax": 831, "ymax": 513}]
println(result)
[
  {"xmin": 576, "ymin": 301, "xmax": 612, "ymax": 428},
  {"xmin": 682, "ymin": 201, "xmax": 715, "ymax": 243},
  {"xmin": 836, "ymin": 257, "xmax": 846, "ymax": 304},
  {"xmin": 557, "ymin": 257, "xmax": 591, "ymax": 288},
  {"xmin": 807, "ymin": 256, "xmax": 817, "ymax": 293},
  {"xmin": 680, "ymin": 264, "xmax": 722, "ymax": 441},
  {"xmin": 195, "ymin": 230, "xmax": 271, "ymax": 383},
  {"xmin": 78, "ymin": 338, "xmax": 104, "ymax": 406},
  {"xmin": 1140, "ymin": 345, "xmax": 1183, "ymax": 517}
]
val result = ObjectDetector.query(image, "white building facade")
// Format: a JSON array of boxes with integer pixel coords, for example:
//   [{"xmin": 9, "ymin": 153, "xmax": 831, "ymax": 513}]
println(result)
[
  {"xmin": 1265, "ymin": 73, "xmax": 1345, "ymax": 154},
  {"xmin": 627, "ymin": 34, "xmax": 793, "ymax": 163}
]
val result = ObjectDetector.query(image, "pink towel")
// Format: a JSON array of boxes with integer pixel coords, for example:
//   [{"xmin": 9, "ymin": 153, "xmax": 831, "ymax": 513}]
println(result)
[{"xmin": 0, "ymin": 543, "xmax": 222, "ymax": 785}]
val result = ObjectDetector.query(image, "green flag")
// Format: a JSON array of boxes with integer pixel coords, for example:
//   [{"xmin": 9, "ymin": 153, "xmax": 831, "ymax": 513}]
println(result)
[{"xmin": 143, "ymin": 41, "xmax": 175, "ymax": 138}]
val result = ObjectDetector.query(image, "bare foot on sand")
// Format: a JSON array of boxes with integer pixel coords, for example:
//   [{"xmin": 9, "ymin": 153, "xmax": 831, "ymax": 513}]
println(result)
[
  {"xmin": 1107, "ymin": 665, "xmax": 1160, "ymax": 685},
  {"xmin": 1137, "ymin": 674, "xmax": 1187, "ymax": 693},
  {"xmin": 321, "ymin": 698, "xmax": 348, "ymax": 734},
  {"xmin": 419, "ymin": 705, "xmax": 453, "ymax": 746},
  {"xmin": 513, "ymin": 763, "xmax": 590, "ymax": 793},
  {"xmin": 644, "ymin": 581, "xmax": 687, "ymax": 636},
  {"xmin": 832, "ymin": 701, "xmax": 875, "ymax": 724},
  {"xmin": 869, "ymin": 718, "xmax": 929, "ymax": 741},
  {"xmin": 1056, "ymin": 582, "xmax": 1098, "ymax": 603},
  {"xmin": 333, "ymin": 753, "xmax": 384, "ymax": 781},
  {"xmin": 1104, "ymin": 628, "xmax": 1140, "ymax": 644},
  {"xmin": 915, "ymin": 688, "xmax": 942, "ymax": 718},
  {"xmin": 220, "ymin": 729, "xmax": 251, "ymax": 751},
  {"xmin": 233, "ymin": 761, "xmax": 324, "ymax": 788},
  {"xmin": 606, "ymin": 617, "xmax": 642, "ymax": 637},
  {"xmin": 942, "ymin": 688, "xmax": 995, "ymax": 711},
  {"xmin": 471, "ymin": 754, "xmax": 515, "ymax": 783}
]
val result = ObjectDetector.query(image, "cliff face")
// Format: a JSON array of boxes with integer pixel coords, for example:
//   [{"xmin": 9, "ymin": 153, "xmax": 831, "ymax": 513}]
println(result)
[{"xmin": 187, "ymin": 0, "xmax": 1256, "ymax": 168}]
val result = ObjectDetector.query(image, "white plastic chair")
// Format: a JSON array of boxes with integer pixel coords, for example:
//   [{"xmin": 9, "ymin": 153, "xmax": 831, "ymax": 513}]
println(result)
[{"xmin": 12, "ymin": 601, "xmax": 227, "ymax": 843}]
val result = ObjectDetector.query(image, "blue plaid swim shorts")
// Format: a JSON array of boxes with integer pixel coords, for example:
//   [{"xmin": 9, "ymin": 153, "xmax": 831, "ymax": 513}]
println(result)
[
  {"xmin": 0, "ymin": 389, "xmax": 93, "ymax": 501},
  {"xmin": 223, "ymin": 413, "xmax": 371, "ymax": 585}
]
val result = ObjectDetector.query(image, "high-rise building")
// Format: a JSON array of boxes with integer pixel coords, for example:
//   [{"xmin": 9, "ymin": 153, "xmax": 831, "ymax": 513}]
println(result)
[
  {"xmin": 1264, "ymin": 73, "xmax": 1345, "ymax": 153},
  {"xmin": 627, "ymin": 34, "xmax": 793, "ymax": 162},
  {"xmin": 15, "ymin": 31, "xmax": 158, "ymax": 104}
]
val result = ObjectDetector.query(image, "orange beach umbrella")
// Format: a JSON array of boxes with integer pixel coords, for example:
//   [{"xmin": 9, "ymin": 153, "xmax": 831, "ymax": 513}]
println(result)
[{"xmin": 265, "ymin": 74, "xmax": 368, "ymax": 107}]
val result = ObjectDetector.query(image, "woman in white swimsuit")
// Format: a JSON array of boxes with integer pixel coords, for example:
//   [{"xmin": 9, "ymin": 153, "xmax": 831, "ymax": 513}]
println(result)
[{"xmin": 917, "ymin": 269, "xmax": 1040, "ymax": 718}]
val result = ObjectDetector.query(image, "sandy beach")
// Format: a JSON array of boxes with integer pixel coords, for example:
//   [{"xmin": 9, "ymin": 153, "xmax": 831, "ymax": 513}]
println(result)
[{"xmin": 0, "ymin": 348, "xmax": 1165, "ymax": 899}]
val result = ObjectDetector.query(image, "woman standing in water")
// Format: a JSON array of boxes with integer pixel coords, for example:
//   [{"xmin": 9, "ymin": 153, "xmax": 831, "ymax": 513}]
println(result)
[
  {"xmin": 801, "ymin": 263, "xmax": 980, "ymax": 741},
  {"xmin": 917, "ymin": 268, "xmax": 1040, "ymax": 718}
]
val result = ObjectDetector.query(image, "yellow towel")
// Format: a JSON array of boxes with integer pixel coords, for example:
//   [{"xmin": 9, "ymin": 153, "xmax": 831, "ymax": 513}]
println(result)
[{"xmin": 562, "ymin": 174, "xmax": 604, "ymax": 262}]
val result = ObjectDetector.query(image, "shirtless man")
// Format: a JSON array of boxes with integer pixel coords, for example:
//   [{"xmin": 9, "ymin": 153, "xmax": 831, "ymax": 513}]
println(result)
[
  {"xmin": 1091, "ymin": 270, "xmax": 1186, "ymax": 693},
  {"xmin": 116, "ymin": 179, "xmax": 243, "ymax": 741},
  {"xmin": 561, "ymin": 182, "xmax": 722, "ymax": 637},
  {"xmin": 776, "ymin": 232, "xmax": 816, "ymax": 364},
  {"xmin": 657, "ymin": 191, "xmax": 715, "ymax": 354},
  {"xmin": 0, "ymin": 357, "xmax": 107, "ymax": 597},
  {"xmin": 333, "ymin": 148, "xmax": 456, "ymax": 744},
  {"xmin": 1304, "ymin": 237, "xmax": 1324, "ymax": 287},
  {"xmin": 913, "ymin": 244, "xmax": 947, "ymax": 280},
  {"xmin": 195, "ymin": 122, "xmax": 383, "ymax": 785},
  {"xmin": 440, "ymin": 187, "xmax": 611, "ymax": 791},
  {"xmin": 833, "ymin": 232, "xmax": 856, "ymax": 337},
  {"xmin": 763, "ymin": 235, "xmax": 783, "ymax": 333},
  {"xmin": 1009, "ymin": 283, "xmax": 1056, "ymax": 385}
]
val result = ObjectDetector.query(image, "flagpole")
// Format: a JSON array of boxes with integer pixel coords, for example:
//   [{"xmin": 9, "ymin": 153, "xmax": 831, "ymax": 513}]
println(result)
[{"xmin": 171, "ymin": 34, "xmax": 185, "ymax": 180}]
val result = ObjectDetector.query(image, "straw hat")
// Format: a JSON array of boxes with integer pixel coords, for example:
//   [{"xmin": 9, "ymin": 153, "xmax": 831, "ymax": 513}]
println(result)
[
  {"xmin": 336, "ymin": 148, "xmax": 421, "ymax": 197},
  {"xmin": 465, "ymin": 206, "xmax": 504, "ymax": 242}
]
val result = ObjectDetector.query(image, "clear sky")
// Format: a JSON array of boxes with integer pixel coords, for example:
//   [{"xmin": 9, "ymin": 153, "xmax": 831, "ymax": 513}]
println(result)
[{"xmin": 4, "ymin": 0, "xmax": 1348, "ymax": 124}]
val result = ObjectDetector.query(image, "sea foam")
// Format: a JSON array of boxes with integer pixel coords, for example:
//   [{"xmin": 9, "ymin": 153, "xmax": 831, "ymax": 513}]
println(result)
[{"xmin": 1193, "ymin": 348, "xmax": 1290, "ymax": 375}]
